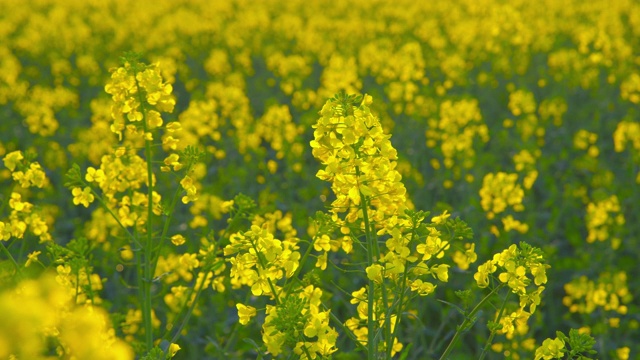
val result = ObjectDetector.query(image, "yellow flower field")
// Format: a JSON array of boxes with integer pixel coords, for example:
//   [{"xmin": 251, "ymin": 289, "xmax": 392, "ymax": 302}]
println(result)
[{"xmin": 0, "ymin": 0, "xmax": 638, "ymax": 359}]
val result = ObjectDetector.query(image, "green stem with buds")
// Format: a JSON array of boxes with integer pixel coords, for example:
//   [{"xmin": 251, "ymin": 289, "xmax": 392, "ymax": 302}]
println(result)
[{"xmin": 439, "ymin": 283, "xmax": 505, "ymax": 360}]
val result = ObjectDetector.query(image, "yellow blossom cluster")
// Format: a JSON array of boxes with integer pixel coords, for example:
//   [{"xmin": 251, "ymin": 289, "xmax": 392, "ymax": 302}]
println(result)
[
  {"xmin": 224, "ymin": 224, "xmax": 300, "ymax": 295},
  {"xmin": 1, "ymin": 0, "xmax": 639, "ymax": 357},
  {"xmin": 311, "ymin": 94, "xmax": 408, "ymax": 226},
  {"xmin": 15, "ymin": 86, "xmax": 78, "ymax": 137},
  {"xmin": 121, "ymin": 308, "xmax": 162, "ymax": 343},
  {"xmin": 173, "ymin": 99, "xmax": 225, "ymax": 159},
  {"xmin": 563, "ymin": 272, "xmax": 632, "ymax": 315},
  {"xmin": 426, "ymin": 98, "xmax": 489, "ymax": 186},
  {"xmin": 585, "ymin": 195, "xmax": 625, "ymax": 247},
  {"xmin": 0, "ymin": 274, "xmax": 133, "ymax": 360},
  {"xmin": 512, "ymin": 149, "xmax": 539, "ymax": 190},
  {"xmin": 480, "ymin": 172, "xmax": 525, "ymax": 220},
  {"xmin": 55, "ymin": 263, "xmax": 104, "ymax": 305},
  {"xmin": 474, "ymin": 243, "xmax": 549, "ymax": 339},
  {"xmin": 255, "ymin": 104, "xmax": 304, "ymax": 161},
  {"xmin": 1, "ymin": 151, "xmax": 52, "ymax": 243},
  {"xmin": 479, "ymin": 172, "xmax": 530, "ymax": 235},
  {"xmin": 534, "ymin": 337, "xmax": 565, "ymax": 360},
  {"xmin": 613, "ymin": 120, "xmax": 640, "ymax": 183},
  {"xmin": 345, "ymin": 288, "xmax": 404, "ymax": 357},
  {"xmin": 226, "ymin": 211, "xmax": 338, "ymax": 357},
  {"xmin": 261, "ymin": 285, "xmax": 338, "ymax": 359}
]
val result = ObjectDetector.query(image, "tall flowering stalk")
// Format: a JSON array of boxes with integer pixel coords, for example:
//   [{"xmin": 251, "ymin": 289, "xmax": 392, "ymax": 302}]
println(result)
[
  {"xmin": 311, "ymin": 93, "xmax": 475, "ymax": 358},
  {"xmin": 311, "ymin": 92, "xmax": 408, "ymax": 356},
  {"xmin": 65, "ymin": 54, "xmax": 199, "ymax": 354}
]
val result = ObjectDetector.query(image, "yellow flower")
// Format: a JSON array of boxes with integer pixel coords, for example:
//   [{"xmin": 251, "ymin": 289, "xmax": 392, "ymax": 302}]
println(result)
[
  {"xmin": 236, "ymin": 303, "xmax": 257, "ymax": 325},
  {"xmin": 85, "ymin": 167, "xmax": 106, "ymax": 185},
  {"xmin": 314, "ymin": 234, "xmax": 331, "ymax": 252},
  {"xmin": 431, "ymin": 210, "xmax": 450, "ymax": 224},
  {"xmin": 366, "ymin": 263, "xmax": 384, "ymax": 284},
  {"xmin": 315, "ymin": 251, "xmax": 328, "ymax": 270},
  {"xmin": 25, "ymin": 251, "xmax": 41, "ymax": 267},
  {"xmin": 474, "ymin": 261, "xmax": 496, "ymax": 288},
  {"xmin": 534, "ymin": 338, "xmax": 565, "ymax": 360},
  {"xmin": 168, "ymin": 343, "xmax": 181, "ymax": 357},
  {"xmin": 72, "ymin": 187, "xmax": 95, "ymax": 208},
  {"xmin": 430, "ymin": 264, "xmax": 450, "ymax": 282},
  {"xmin": 3, "ymin": 151, "xmax": 23, "ymax": 171},
  {"xmin": 616, "ymin": 346, "xmax": 630, "ymax": 360},
  {"xmin": 170, "ymin": 234, "xmax": 186, "ymax": 246}
]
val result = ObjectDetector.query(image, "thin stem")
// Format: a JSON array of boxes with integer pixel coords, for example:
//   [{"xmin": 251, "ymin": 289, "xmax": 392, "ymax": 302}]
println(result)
[
  {"xmin": 0, "ymin": 241, "xmax": 22, "ymax": 279},
  {"xmin": 132, "ymin": 66, "xmax": 155, "ymax": 351},
  {"xmin": 356, "ymin": 166, "xmax": 377, "ymax": 359},
  {"xmin": 286, "ymin": 233, "xmax": 319, "ymax": 292},
  {"xmin": 386, "ymin": 223, "xmax": 418, "ymax": 359},
  {"xmin": 150, "ymin": 174, "xmax": 182, "ymax": 280},
  {"xmin": 327, "ymin": 308, "xmax": 368, "ymax": 353},
  {"xmin": 438, "ymin": 283, "xmax": 504, "ymax": 360},
  {"xmin": 479, "ymin": 291, "xmax": 511, "ymax": 360},
  {"xmin": 162, "ymin": 208, "xmax": 246, "ymax": 348}
]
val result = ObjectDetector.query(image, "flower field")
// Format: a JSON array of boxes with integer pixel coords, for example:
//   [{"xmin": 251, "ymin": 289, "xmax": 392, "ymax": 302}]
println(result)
[{"xmin": 1, "ymin": 0, "xmax": 639, "ymax": 359}]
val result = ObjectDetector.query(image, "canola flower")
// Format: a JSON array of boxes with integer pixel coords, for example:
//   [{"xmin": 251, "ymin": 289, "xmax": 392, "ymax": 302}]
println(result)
[
  {"xmin": 0, "ymin": 0, "xmax": 637, "ymax": 357},
  {"xmin": 311, "ymin": 93, "xmax": 478, "ymax": 358},
  {"xmin": 0, "ymin": 274, "xmax": 133, "ymax": 360}
]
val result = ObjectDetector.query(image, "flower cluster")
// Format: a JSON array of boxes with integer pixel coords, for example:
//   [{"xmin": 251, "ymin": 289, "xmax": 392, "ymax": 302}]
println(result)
[
  {"xmin": 534, "ymin": 329, "xmax": 598, "ymax": 360},
  {"xmin": 261, "ymin": 285, "xmax": 338, "ymax": 358},
  {"xmin": 479, "ymin": 172, "xmax": 529, "ymax": 235},
  {"xmin": 226, "ymin": 212, "xmax": 338, "ymax": 357},
  {"xmin": 426, "ymin": 98, "xmax": 489, "ymax": 186},
  {"xmin": 311, "ymin": 93, "xmax": 409, "ymax": 226},
  {"xmin": 104, "ymin": 59, "xmax": 175, "ymax": 140},
  {"xmin": 563, "ymin": 272, "xmax": 631, "ymax": 316},
  {"xmin": 474, "ymin": 243, "xmax": 549, "ymax": 339},
  {"xmin": 0, "ymin": 274, "xmax": 133, "ymax": 359},
  {"xmin": 479, "ymin": 172, "xmax": 525, "ymax": 219},
  {"xmin": 224, "ymin": 224, "xmax": 300, "ymax": 296},
  {"xmin": 345, "ymin": 287, "xmax": 404, "ymax": 356},
  {"xmin": 585, "ymin": 195, "xmax": 625, "ymax": 247},
  {"xmin": 1, "ymin": 151, "xmax": 52, "ymax": 243},
  {"xmin": 613, "ymin": 120, "xmax": 640, "ymax": 183}
]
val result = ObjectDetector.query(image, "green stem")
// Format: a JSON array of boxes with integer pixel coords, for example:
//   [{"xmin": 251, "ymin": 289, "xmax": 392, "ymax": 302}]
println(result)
[
  {"xmin": 248, "ymin": 235, "xmax": 281, "ymax": 304},
  {"xmin": 89, "ymin": 188, "xmax": 139, "ymax": 247},
  {"xmin": 162, "ymin": 208, "xmax": 246, "ymax": 347},
  {"xmin": 328, "ymin": 309, "xmax": 368, "ymax": 353},
  {"xmin": 150, "ymin": 175, "xmax": 182, "ymax": 280},
  {"xmin": 438, "ymin": 283, "xmax": 504, "ymax": 360},
  {"xmin": 356, "ymin": 166, "xmax": 377, "ymax": 359},
  {"xmin": 132, "ymin": 66, "xmax": 155, "ymax": 351},
  {"xmin": 286, "ymin": 233, "xmax": 319, "ymax": 291},
  {"xmin": 167, "ymin": 265, "xmax": 210, "ymax": 345},
  {"xmin": 386, "ymin": 223, "xmax": 418, "ymax": 359},
  {"xmin": 0, "ymin": 241, "xmax": 22, "ymax": 279},
  {"xmin": 479, "ymin": 291, "xmax": 511, "ymax": 360}
]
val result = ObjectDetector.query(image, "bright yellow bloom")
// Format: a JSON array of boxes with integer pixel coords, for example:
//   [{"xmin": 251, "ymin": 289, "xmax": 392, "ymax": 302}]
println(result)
[
  {"xmin": 85, "ymin": 167, "xmax": 106, "ymax": 185},
  {"xmin": 236, "ymin": 303, "xmax": 257, "ymax": 325},
  {"xmin": 168, "ymin": 343, "xmax": 181, "ymax": 358},
  {"xmin": 25, "ymin": 251, "xmax": 41, "ymax": 267},
  {"xmin": 534, "ymin": 338, "xmax": 565, "ymax": 360},
  {"xmin": 474, "ymin": 261, "xmax": 497, "ymax": 288},
  {"xmin": 3, "ymin": 150, "xmax": 24, "ymax": 171},
  {"xmin": 616, "ymin": 346, "xmax": 630, "ymax": 360},
  {"xmin": 170, "ymin": 234, "xmax": 186, "ymax": 246},
  {"xmin": 72, "ymin": 187, "xmax": 95, "ymax": 207}
]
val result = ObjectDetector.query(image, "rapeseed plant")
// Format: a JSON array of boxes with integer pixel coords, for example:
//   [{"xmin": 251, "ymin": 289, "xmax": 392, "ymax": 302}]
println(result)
[{"xmin": 1, "ymin": 0, "xmax": 638, "ymax": 358}]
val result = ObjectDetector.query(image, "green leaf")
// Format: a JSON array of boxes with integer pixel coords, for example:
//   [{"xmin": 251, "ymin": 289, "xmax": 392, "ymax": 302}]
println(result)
[
  {"xmin": 64, "ymin": 163, "xmax": 83, "ymax": 188},
  {"xmin": 140, "ymin": 347, "xmax": 165, "ymax": 360}
]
